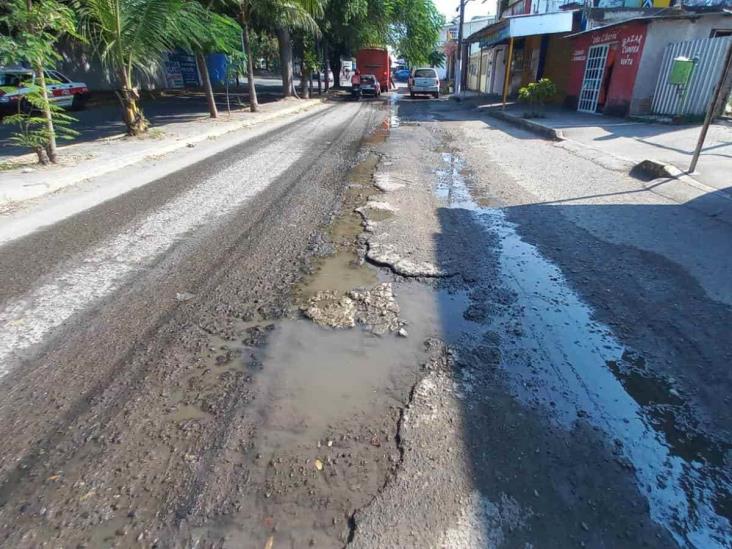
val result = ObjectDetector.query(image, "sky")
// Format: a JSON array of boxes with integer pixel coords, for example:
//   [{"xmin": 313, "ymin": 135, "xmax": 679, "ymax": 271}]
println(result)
[{"xmin": 434, "ymin": 0, "xmax": 496, "ymax": 22}]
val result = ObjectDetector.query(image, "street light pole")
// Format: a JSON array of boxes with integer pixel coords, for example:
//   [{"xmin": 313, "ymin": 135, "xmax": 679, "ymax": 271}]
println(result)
[{"xmin": 455, "ymin": 0, "xmax": 467, "ymax": 96}]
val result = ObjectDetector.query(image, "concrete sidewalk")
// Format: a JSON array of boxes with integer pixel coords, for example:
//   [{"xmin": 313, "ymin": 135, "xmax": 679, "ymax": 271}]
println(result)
[
  {"xmin": 485, "ymin": 104, "xmax": 731, "ymax": 193},
  {"xmin": 0, "ymin": 97, "xmax": 326, "ymax": 208}
]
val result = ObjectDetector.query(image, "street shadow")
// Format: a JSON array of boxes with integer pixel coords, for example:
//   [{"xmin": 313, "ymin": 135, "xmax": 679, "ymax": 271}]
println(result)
[
  {"xmin": 423, "ymin": 118, "xmax": 732, "ymax": 545},
  {"xmin": 0, "ymin": 84, "xmax": 286, "ymax": 158},
  {"xmin": 633, "ymin": 136, "xmax": 732, "ymax": 159}
]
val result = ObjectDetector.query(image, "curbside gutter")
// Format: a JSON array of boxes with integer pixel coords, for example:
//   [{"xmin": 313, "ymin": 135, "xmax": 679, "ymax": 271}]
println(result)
[{"xmin": 0, "ymin": 99, "xmax": 328, "ymax": 207}]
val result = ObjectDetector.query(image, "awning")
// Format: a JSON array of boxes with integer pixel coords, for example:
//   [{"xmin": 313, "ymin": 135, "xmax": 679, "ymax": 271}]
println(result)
[
  {"xmin": 467, "ymin": 19, "xmax": 509, "ymax": 48},
  {"xmin": 467, "ymin": 11, "xmax": 576, "ymax": 48}
]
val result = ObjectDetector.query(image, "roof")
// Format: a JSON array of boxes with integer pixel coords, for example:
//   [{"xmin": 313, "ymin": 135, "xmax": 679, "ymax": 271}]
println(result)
[
  {"xmin": 466, "ymin": 18, "xmax": 508, "ymax": 43},
  {"xmin": 466, "ymin": 11, "xmax": 576, "ymax": 47},
  {"xmin": 566, "ymin": 11, "xmax": 731, "ymax": 38}
]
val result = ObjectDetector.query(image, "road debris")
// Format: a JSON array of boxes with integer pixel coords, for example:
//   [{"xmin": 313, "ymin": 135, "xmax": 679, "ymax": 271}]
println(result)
[{"xmin": 303, "ymin": 282, "xmax": 400, "ymax": 335}]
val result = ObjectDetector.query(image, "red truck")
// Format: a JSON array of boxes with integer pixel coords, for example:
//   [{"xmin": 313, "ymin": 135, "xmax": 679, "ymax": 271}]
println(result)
[{"xmin": 356, "ymin": 48, "xmax": 391, "ymax": 91}]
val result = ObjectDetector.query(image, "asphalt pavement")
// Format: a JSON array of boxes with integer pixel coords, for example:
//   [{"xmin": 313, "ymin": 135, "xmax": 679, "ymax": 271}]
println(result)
[{"xmin": 0, "ymin": 91, "xmax": 729, "ymax": 547}]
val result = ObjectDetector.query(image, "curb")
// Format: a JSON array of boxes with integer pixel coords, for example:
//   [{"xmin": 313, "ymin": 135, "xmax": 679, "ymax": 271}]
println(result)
[
  {"xmin": 632, "ymin": 159, "xmax": 683, "ymax": 180},
  {"xmin": 486, "ymin": 109, "xmax": 565, "ymax": 141},
  {"xmin": 0, "ymin": 100, "xmax": 327, "ymax": 206},
  {"xmin": 633, "ymin": 159, "xmax": 732, "ymax": 202}
]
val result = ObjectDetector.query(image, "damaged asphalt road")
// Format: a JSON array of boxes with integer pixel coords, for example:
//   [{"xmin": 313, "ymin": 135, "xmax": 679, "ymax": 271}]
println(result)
[{"xmin": 0, "ymin": 92, "xmax": 731, "ymax": 548}]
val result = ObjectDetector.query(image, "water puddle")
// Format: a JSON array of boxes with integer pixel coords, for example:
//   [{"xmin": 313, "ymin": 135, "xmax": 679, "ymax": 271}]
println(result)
[
  {"xmin": 250, "ymin": 282, "xmax": 473, "ymax": 452},
  {"xmin": 432, "ymin": 149, "xmax": 732, "ymax": 547},
  {"xmin": 247, "ymin": 143, "xmax": 478, "ymax": 453},
  {"xmin": 243, "ymin": 144, "xmax": 477, "ymax": 452},
  {"xmin": 389, "ymin": 93, "xmax": 401, "ymax": 129},
  {"xmin": 295, "ymin": 153, "xmax": 380, "ymax": 303}
]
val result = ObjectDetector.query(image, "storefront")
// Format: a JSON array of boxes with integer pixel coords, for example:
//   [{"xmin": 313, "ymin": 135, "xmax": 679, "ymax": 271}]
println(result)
[
  {"xmin": 567, "ymin": 12, "xmax": 732, "ymax": 116},
  {"xmin": 466, "ymin": 11, "xmax": 576, "ymax": 101},
  {"xmin": 566, "ymin": 21, "xmax": 647, "ymax": 116}
]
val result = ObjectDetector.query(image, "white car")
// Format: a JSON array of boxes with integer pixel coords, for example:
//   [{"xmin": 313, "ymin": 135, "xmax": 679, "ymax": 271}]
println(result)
[
  {"xmin": 408, "ymin": 67, "xmax": 440, "ymax": 99},
  {"xmin": 0, "ymin": 67, "xmax": 89, "ymax": 115}
]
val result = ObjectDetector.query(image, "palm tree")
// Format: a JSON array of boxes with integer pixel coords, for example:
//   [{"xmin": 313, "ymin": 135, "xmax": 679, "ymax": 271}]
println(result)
[
  {"xmin": 75, "ymin": 0, "xmax": 215, "ymax": 135},
  {"xmin": 185, "ymin": 3, "xmax": 242, "ymax": 118},
  {"xmin": 238, "ymin": 0, "xmax": 262, "ymax": 112},
  {"xmin": 250, "ymin": 0, "xmax": 322, "ymax": 98},
  {"xmin": 0, "ymin": 0, "xmax": 77, "ymax": 163},
  {"xmin": 238, "ymin": 0, "xmax": 321, "ymax": 106}
]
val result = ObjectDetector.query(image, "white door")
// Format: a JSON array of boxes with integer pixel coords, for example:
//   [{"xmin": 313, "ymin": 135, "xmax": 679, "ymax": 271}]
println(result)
[
  {"xmin": 492, "ymin": 47, "xmax": 506, "ymax": 95},
  {"xmin": 480, "ymin": 50, "xmax": 489, "ymax": 92},
  {"xmin": 578, "ymin": 44, "xmax": 609, "ymax": 114}
]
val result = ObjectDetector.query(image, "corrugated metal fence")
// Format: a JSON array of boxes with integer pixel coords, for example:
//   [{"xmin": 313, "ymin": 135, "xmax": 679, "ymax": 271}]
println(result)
[{"xmin": 651, "ymin": 37, "xmax": 731, "ymax": 117}]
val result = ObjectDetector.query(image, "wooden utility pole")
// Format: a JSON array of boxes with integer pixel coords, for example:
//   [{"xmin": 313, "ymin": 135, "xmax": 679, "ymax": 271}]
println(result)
[
  {"xmin": 502, "ymin": 37, "xmax": 514, "ymax": 108},
  {"xmin": 690, "ymin": 42, "xmax": 732, "ymax": 173},
  {"xmin": 455, "ymin": 0, "xmax": 467, "ymax": 95}
]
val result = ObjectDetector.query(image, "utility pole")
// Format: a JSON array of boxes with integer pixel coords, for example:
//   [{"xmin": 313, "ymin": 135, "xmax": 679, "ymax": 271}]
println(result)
[
  {"xmin": 455, "ymin": 0, "xmax": 467, "ymax": 95},
  {"xmin": 690, "ymin": 42, "xmax": 732, "ymax": 173}
]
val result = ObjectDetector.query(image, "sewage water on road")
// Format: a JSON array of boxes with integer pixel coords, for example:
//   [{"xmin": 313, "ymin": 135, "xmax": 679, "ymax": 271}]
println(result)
[
  {"xmin": 250, "ymin": 283, "xmax": 473, "ymax": 451},
  {"xmin": 245, "ymin": 147, "xmax": 476, "ymax": 457},
  {"xmin": 433, "ymin": 150, "xmax": 731, "ymax": 547}
]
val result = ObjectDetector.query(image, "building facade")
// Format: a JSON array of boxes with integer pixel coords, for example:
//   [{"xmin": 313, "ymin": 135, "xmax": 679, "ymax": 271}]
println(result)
[
  {"xmin": 463, "ymin": 0, "xmax": 732, "ymax": 118},
  {"xmin": 567, "ymin": 12, "xmax": 732, "ymax": 115}
]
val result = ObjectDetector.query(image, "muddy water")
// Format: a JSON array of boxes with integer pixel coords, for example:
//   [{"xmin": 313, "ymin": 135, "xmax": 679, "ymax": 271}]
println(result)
[
  {"xmin": 433, "ymin": 149, "xmax": 732, "ymax": 547},
  {"xmin": 189, "ymin": 140, "xmax": 479, "ymax": 546},
  {"xmin": 253, "ymin": 147, "xmax": 475, "ymax": 452},
  {"xmin": 250, "ymin": 283, "xmax": 472, "ymax": 451}
]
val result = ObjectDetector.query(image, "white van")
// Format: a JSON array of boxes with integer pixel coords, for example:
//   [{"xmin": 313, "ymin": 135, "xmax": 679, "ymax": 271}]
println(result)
[{"xmin": 408, "ymin": 68, "xmax": 440, "ymax": 99}]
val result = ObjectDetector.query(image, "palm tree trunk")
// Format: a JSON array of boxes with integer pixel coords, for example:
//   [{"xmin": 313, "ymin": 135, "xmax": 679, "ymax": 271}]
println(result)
[
  {"xmin": 301, "ymin": 68, "xmax": 310, "ymax": 99},
  {"xmin": 277, "ymin": 27, "xmax": 293, "ymax": 98},
  {"xmin": 34, "ymin": 64, "xmax": 58, "ymax": 163},
  {"xmin": 241, "ymin": 22, "xmax": 259, "ymax": 112},
  {"xmin": 196, "ymin": 52, "xmax": 218, "ymax": 118},
  {"xmin": 119, "ymin": 71, "xmax": 148, "ymax": 136}
]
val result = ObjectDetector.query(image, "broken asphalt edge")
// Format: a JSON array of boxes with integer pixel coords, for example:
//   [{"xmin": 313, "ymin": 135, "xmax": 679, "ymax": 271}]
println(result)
[
  {"xmin": 0, "ymin": 98, "xmax": 329, "ymax": 208},
  {"xmin": 486, "ymin": 108, "xmax": 732, "ymax": 206}
]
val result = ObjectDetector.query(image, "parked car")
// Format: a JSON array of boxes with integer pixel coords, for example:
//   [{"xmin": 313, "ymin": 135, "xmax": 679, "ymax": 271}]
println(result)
[
  {"xmin": 394, "ymin": 68, "xmax": 411, "ymax": 82},
  {"xmin": 408, "ymin": 68, "xmax": 440, "ymax": 99},
  {"xmin": 0, "ymin": 67, "xmax": 89, "ymax": 116},
  {"xmin": 360, "ymin": 74, "xmax": 381, "ymax": 97}
]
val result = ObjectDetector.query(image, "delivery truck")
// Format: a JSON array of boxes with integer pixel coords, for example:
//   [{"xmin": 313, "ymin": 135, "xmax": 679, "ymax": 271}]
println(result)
[{"xmin": 355, "ymin": 48, "xmax": 390, "ymax": 91}]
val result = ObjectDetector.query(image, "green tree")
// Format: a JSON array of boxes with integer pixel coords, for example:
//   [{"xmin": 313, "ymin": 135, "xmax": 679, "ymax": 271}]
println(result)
[
  {"xmin": 238, "ymin": 0, "xmax": 264, "ymax": 112},
  {"xmin": 518, "ymin": 78, "xmax": 557, "ymax": 118},
  {"xmin": 260, "ymin": 0, "xmax": 322, "ymax": 97},
  {"xmin": 0, "ymin": 0, "xmax": 78, "ymax": 163},
  {"xmin": 2, "ymin": 90, "xmax": 78, "ymax": 164},
  {"xmin": 319, "ymin": 0, "xmax": 444, "ymax": 82},
  {"xmin": 75, "ymin": 0, "xmax": 219, "ymax": 135},
  {"xmin": 185, "ymin": 2, "xmax": 242, "ymax": 119},
  {"xmin": 298, "ymin": 34, "xmax": 318, "ymax": 98},
  {"xmin": 391, "ymin": 0, "xmax": 444, "ymax": 67}
]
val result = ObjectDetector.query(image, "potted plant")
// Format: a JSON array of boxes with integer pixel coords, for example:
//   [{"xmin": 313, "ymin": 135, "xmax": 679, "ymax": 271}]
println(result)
[{"xmin": 518, "ymin": 78, "xmax": 557, "ymax": 118}]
